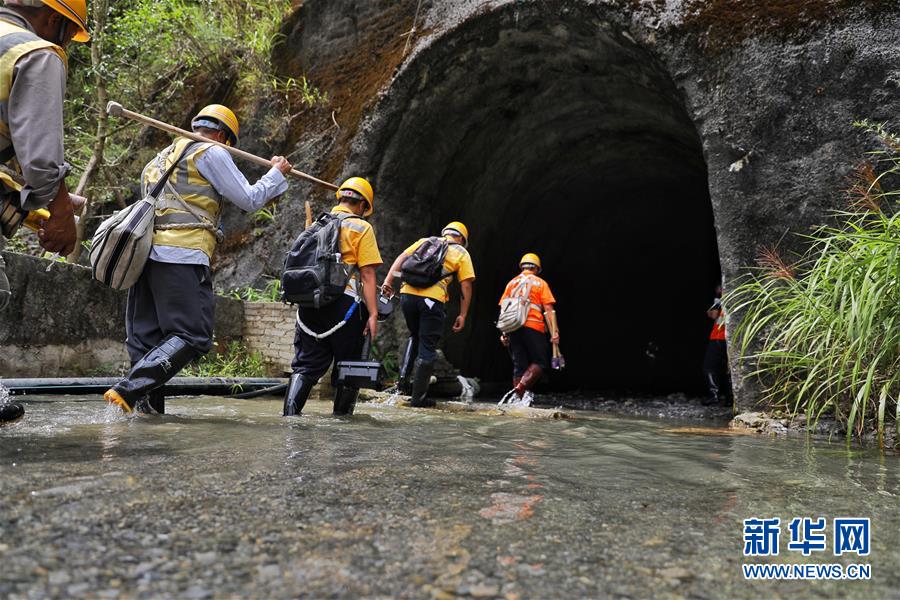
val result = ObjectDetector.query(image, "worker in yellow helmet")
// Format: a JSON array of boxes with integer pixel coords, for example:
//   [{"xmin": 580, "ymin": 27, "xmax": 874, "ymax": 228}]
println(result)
[
  {"xmin": 0, "ymin": 0, "xmax": 90, "ymax": 422},
  {"xmin": 381, "ymin": 221, "xmax": 475, "ymax": 407},
  {"xmin": 283, "ymin": 176, "xmax": 382, "ymax": 417},
  {"xmin": 104, "ymin": 105, "xmax": 293, "ymax": 415},
  {"xmin": 498, "ymin": 253, "xmax": 560, "ymax": 403}
]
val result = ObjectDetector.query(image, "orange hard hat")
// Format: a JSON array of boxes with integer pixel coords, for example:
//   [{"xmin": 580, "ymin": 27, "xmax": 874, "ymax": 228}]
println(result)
[{"xmin": 7, "ymin": 0, "xmax": 91, "ymax": 42}]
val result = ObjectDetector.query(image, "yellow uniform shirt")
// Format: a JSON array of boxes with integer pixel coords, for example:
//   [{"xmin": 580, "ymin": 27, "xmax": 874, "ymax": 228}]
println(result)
[
  {"xmin": 400, "ymin": 236, "xmax": 476, "ymax": 303},
  {"xmin": 331, "ymin": 205, "xmax": 382, "ymax": 294}
]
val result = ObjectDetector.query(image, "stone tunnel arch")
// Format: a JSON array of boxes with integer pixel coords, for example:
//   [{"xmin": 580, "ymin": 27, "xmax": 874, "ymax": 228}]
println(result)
[{"xmin": 348, "ymin": 4, "xmax": 722, "ymax": 395}]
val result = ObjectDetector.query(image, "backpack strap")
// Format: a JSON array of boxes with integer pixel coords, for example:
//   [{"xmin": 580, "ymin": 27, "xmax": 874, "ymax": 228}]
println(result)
[
  {"xmin": 331, "ymin": 212, "xmax": 364, "ymax": 298},
  {"xmin": 513, "ymin": 274, "xmax": 542, "ymax": 313},
  {"xmin": 151, "ymin": 143, "xmax": 223, "ymax": 241},
  {"xmin": 434, "ymin": 237, "xmax": 456, "ymax": 282},
  {"xmin": 148, "ymin": 142, "xmax": 195, "ymax": 200}
]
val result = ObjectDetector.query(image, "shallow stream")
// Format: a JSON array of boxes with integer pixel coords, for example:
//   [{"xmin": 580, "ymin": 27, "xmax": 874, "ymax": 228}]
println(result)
[{"xmin": 1, "ymin": 396, "xmax": 898, "ymax": 598}]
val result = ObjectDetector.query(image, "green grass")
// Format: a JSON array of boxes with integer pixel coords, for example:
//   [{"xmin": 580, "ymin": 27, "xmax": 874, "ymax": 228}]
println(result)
[
  {"xmin": 728, "ymin": 122, "xmax": 900, "ymax": 446},
  {"xmin": 183, "ymin": 340, "xmax": 268, "ymax": 378},
  {"xmin": 271, "ymin": 76, "xmax": 330, "ymax": 109},
  {"xmin": 228, "ymin": 278, "xmax": 282, "ymax": 303}
]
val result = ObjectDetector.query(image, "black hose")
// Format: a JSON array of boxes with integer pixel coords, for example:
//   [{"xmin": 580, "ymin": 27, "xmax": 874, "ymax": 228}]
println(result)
[
  {"xmin": 227, "ymin": 384, "xmax": 288, "ymax": 399},
  {"xmin": 2, "ymin": 377, "xmax": 286, "ymax": 397}
]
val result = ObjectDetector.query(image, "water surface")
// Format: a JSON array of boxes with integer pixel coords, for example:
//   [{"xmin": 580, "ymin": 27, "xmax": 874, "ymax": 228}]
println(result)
[{"xmin": 1, "ymin": 396, "xmax": 898, "ymax": 598}]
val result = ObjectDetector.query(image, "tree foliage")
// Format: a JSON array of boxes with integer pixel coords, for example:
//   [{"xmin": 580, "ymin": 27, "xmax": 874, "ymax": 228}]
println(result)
[{"xmin": 62, "ymin": 0, "xmax": 294, "ymax": 242}]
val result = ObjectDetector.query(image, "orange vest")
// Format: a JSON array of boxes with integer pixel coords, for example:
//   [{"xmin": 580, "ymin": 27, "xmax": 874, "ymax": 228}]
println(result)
[{"xmin": 710, "ymin": 311, "xmax": 726, "ymax": 340}]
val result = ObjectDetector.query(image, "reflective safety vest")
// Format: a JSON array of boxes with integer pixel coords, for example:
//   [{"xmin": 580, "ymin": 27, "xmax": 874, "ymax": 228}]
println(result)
[
  {"xmin": 0, "ymin": 20, "xmax": 67, "ymax": 189},
  {"xmin": 143, "ymin": 137, "xmax": 223, "ymax": 258}
]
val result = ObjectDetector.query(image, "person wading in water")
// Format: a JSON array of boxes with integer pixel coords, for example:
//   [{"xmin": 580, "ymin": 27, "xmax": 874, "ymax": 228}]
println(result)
[
  {"xmin": 0, "ymin": 0, "xmax": 91, "ymax": 423},
  {"xmin": 104, "ymin": 104, "xmax": 292, "ymax": 414},
  {"xmin": 703, "ymin": 285, "xmax": 732, "ymax": 406},
  {"xmin": 498, "ymin": 253, "xmax": 560, "ymax": 405},
  {"xmin": 381, "ymin": 222, "xmax": 475, "ymax": 407},
  {"xmin": 282, "ymin": 178, "xmax": 382, "ymax": 417}
]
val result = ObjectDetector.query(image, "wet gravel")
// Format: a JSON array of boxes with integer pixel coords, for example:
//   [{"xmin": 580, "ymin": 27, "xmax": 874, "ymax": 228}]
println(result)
[{"xmin": 532, "ymin": 391, "xmax": 733, "ymax": 421}]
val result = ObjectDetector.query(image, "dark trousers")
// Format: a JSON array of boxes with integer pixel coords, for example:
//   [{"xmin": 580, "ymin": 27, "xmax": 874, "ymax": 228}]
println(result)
[
  {"xmin": 291, "ymin": 294, "xmax": 368, "ymax": 385},
  {"xmin": 400, "ymin": 294, "xmax": 446, "ymax": 364},
  {"xmin": 125, "ymin": 259, "xmax": 214, "ymax": 361},
  {"xmin": 508, "ymin": 327, "xmax": 551, "ymax": 377},
  {"xmin": 703, "ymin": 339, "xmax": 733, "ymax": 402}
]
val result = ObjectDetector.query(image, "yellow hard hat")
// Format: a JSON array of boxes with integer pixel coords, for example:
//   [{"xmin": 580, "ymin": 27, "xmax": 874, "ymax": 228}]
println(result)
[
  {"xmin": 441, "ymin": 221, "xmax": 469, "ymax": 246},
  {"xmin": 336, "ymin": 177, "xmax": 375, "ymax": 217},
  {"xmin": 519, "ymin": 253, "xmax": 542, "ymax": 272},
  {"xmin": 192, "ymin": 104, "xmax": 240, "ymax": 145},
  {"xmin": 7, "ymin": 0, "xmax": 91, "ymax": 42}
]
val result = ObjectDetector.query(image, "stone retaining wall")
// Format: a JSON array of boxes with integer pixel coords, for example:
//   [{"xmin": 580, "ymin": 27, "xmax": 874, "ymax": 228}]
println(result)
[
  {"xmin": 241, "ymin": 302, "xmax": 296, "ymax": 375},
  {"xmin": 0, "ymin": 252, "xmax": 243, "ymax": 378}
]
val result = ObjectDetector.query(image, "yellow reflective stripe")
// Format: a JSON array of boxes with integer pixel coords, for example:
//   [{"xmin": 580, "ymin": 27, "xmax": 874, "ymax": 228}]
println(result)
[
  {"xmin": 144, "ymin": 138, "xmax": 221, "ymax": 257},
  {"xmin": 0, "ymin": 23, "xmax": 66, "ymax": 98},
  {"xmin": 152, "ymin": 228, "xmax": 217, "ymax": 259},
  {"xmin": 0, "ymin": 38, "xmax": 66, "ymax": 100},
  {"xmin": 0, "ymin": 168, "xmax": 20, "ymax": 191},
  {"xmin": 175, "ymin": 141, "xmax": 220, "ymax": 217},
  {"xmin": 0, "ymin": 21, "xmax": 66, "ymax": 142}
]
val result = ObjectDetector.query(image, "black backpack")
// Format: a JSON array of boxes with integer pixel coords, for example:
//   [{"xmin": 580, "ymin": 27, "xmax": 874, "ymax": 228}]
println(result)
[
  {"xmin": 401, "ymin": 236, "xmax": 454, "ymax": 288},
  {"xmin": 281, "ymin": 213, "xmax": 359, "ymax": 308}
]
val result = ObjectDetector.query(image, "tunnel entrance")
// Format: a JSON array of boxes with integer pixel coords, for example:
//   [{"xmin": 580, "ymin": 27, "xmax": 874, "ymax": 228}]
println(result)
[{"xmin": 358, "ymin": 7, "xmax": 721, "ymax": 395}]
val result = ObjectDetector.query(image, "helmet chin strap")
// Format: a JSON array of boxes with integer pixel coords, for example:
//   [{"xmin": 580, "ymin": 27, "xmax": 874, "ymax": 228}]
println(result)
[{"xmin": 53, "ymin": 17, "xmax": 69, "ymax": 46}]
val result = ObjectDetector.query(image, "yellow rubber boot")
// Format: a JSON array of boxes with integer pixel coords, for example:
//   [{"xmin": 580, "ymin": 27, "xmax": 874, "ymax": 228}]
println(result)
[{"xmin": 104, "ymin": 389, "xmax": 133, "ymax": 414}]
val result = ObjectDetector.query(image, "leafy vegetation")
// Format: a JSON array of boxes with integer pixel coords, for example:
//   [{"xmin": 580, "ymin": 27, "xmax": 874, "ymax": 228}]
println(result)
[
  {"xmin": 272, "ymin": 76, "xmax": 330, "ymax": 110},
  {"xmin": 182, "ymin": 340, "xmax": 268, "ymax": 378},
  {"xmin": 56, "ymin": 0, "xmax": 313, "ymax": 257},
  {"xmin": 227, "ymin": 278, "xmax": 283, "ymax": 303},
  {"xmin": 728, "ymin": 122, "xmax": 900, "ymax": 445},
  {"xmin": 372, "ymin": 344, "xmax": 400, "ymax": 382},
  {"xmin": 252, "ymin": 205, "xmax": 277, "ymax": 225}
]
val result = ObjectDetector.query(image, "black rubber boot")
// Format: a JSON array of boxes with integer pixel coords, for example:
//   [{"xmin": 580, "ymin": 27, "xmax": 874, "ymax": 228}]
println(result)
[
  {"xmin": 0, "ymin": 238, "xmax": 10, "ymax": 312},
  {"xmin": 107, "ymin": 336, "xmax": 197, "ymax": 412},
  {"xmin": 148, "ymin": 392, "xmax": 165, "ymax": 414},
  {"xmin": 332, "ymin": 386, "xmax": 359, "ymax": 416},
  {"xmin": 283, "ymin": 373, "xmax": 315, "ymax": 416},
  {"xmin": 409, "ymin": 358, "xmax": 435, "ymax": 408},
  {"xmin": 397, "ymin": 337, "xmax": 417, "ymax": 395},
  {"xmin": 136, "ymin": 392, "xmax": 166, "ymax": 415},
  {"xmin": 703, "ymin": 369, "xmax": 721, "ymax": 405},
  {"xmin": 0, "ymin": 402, "xmax": 24, "ymax": 424}
]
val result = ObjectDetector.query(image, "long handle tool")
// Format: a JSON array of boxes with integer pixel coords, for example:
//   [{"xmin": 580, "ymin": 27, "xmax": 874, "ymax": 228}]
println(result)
[
  {"xmin": 545, "ymin": 310, "xmax": 566, "ymax": 370},
  {"xmin": 106, "ymin": 101, "xmax": 339, "ymax": 191}
]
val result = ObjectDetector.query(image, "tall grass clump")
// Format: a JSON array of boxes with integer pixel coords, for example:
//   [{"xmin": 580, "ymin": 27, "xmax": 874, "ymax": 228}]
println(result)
[{"xmin": 728, "ymin": 122, "xmax": 900, "ymax": 445}]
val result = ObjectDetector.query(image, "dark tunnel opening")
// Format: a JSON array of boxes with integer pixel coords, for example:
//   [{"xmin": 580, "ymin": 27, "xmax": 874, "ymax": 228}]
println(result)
[{"xmin": 368, "ymin": 11, "xmax": 722, "ymax": 396}]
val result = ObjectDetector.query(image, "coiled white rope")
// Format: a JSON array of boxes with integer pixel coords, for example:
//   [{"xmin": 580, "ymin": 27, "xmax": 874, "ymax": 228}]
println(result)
[{"xmin": 294, "ymin": 299, "xmax": 360, "ymax": 340}]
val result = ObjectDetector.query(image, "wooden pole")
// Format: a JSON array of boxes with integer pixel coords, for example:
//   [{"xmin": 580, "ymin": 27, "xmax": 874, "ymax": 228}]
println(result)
[{"xmin": 106, "ymin": 101, "xmax": 339, "ymax": 192}]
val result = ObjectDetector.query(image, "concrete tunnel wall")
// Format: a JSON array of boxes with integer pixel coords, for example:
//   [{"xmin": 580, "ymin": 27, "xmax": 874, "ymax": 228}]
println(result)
[{"xmin": 348, "ymin": 4, "xmax": 722, "ymax": 395}]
